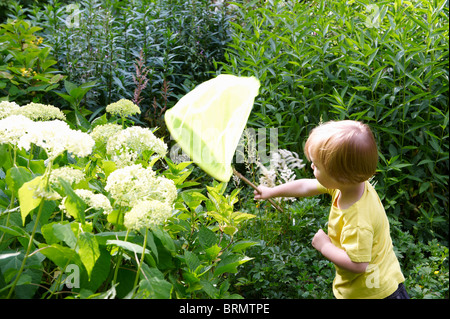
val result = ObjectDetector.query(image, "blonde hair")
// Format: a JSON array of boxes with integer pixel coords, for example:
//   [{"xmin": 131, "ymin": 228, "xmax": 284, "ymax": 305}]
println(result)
[{"xmin": 304, "ymin": 120, "xmax": 378, "ymax": 184}]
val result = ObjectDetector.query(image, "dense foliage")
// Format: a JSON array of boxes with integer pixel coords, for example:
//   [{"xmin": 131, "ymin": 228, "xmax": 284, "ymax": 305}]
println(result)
[
  {"xmin": 0, "ymin": 0, "xmax": 448, "ymax": 299},
  {"xmin": 220, "ymin": 0, "xmax": 449, "ymax": 242},
  {"xmin": 0, "ymin": 100, "xmax": 256, "ymax": 299},
  {"xmin": 5, "ymin": 0, "xmax": 232, "ymax": 132}
]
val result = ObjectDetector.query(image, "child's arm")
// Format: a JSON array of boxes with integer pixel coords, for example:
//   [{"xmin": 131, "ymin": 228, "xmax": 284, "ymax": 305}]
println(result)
[
  {"xmin": 312, "ymin": 229, "xmax": 369, "ymax": 273},
  {"xmin": 254, "ymin": 178, "xmax": 325, "ymax": 200}
]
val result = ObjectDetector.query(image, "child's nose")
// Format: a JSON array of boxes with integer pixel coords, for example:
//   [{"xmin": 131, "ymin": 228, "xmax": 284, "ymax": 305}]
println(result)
[{"xmin": 311, "ymin": 163, "xmax": 315, "ymax": 170}]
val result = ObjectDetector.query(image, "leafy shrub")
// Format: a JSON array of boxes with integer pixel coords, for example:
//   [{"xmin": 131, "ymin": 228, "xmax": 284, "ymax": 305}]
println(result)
[
  {"xmin": 0, "ymin": 101, "xmax": 256, "ymax": 299},
  {"xmin": 220, "ymin": 0, "xmax": 449, "ymax": 242},
  {"xmin": 8, "ymin": 0, "xmax": 233, "ymax": 130},
  {"xmin": 230, "ymin": 197, "xmax": 335, "ymax": 299},
  {"xmin": 230, "ymin": 190, "xmax": 449, "ymax": 299},
  {"xmin": 390, "ymin": 218, "xmax": 449, "ymax": 298},
  {"xmin": 0, "ymin": 19, "xmax": 64, "ymax": 104}
]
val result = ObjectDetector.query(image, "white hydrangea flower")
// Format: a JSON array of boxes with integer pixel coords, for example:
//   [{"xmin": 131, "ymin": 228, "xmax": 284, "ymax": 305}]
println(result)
[
  {"xmin": 0, "ymin": 101, "xmax": 20, "ymax": 119},
  {"xmin": 49, "ymin": 166, "xmax": 86, "ymax": 185},
  {"xmin": 0, "ymin": 115, "xmax": 34, "ymax": 147},
  {"xmin": 2, "ymin": 116, "xmax": 94, "ymax": 162},
  {"xmin": 153, "ymin": 176, "xmax": 178, "ymax": 205},
  {"xmin": 107, "ymin": 126, "xmax": 167, "ymax": 166},
  {"xmin": 21, "ymin": 120, "xmax": 69, "ymax": 158},
  {"xmin": 124, "ymin": 200, "xmax": 172, "ymax": 230},
  {"xmin": 90, "ymin": 123, "xmax": 123, "ymax": 145},
  {"xmin": 74, "ymin": 189, "xmax": 112, "ymax": 215},
  {"xmin": 18, "ymin": 102, "xmax": 66, "ymax": 121},
  {"xmin": 21, "ymin": 120, "xmax": 94, "ymax": 160},
  {"xmin": 105, "ymin": 164, "xmax": 177, "ymax": 207},
  {"xmin": 105, "ymin": 164, "xmax": 156, "ymax": 207},
  {"xmin": 64, "ymin": 129, "xmax": 96, "ymax": 158},
  {"xmin": 106, "ymin": 99, "xmax": 141, "ymax": 118}
]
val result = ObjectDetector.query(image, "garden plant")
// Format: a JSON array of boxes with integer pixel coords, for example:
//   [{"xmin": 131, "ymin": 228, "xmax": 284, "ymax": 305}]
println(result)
[
  {"xmin": 0, "ymin": 0, "xmax": 449, "ymax": 299},
  {"xmin": 0, "ymin": 99, "xmax": 256, "ymax": 299}
]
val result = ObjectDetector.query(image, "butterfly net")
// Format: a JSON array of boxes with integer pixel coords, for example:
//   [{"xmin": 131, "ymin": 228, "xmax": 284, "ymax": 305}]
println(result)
[{"xmin": 165, "ymin": 74, "xmax": 260, "ymax": 182}]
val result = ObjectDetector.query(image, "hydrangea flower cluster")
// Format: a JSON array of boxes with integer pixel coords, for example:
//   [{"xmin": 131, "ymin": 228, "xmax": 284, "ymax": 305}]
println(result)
[
  {"xmin": 2, "ymin": 98, "xmax": 174, "ymax": 231},
  {"xmin": 105, "ymin": 164, "xmax": 176, "ymax": 207},
  {"xmin": 105, "ymin": 164, "xmax": 177, "ymax": 230},
  {"xmin": 0, "ymin": 101, "xmax": 20, "ymax": 119},
  {"xmin": 19, "ymin": 120, "xmax": 94, "ymax": 161},
  {"xmin": 0, "ymin": 115, "xmax": 94, "ymax": 161},
  {"xmin": 49, "ymin": 166, "xmax": 86, "ymax": 186},
  {"xmin": 73, "ymin": 189, "xmax": 112, "ymax": 215},
  {"xmin": 106, "ymin": 99, "xmax": 141, "ymax": 118},
  {"xmin": 123, "ymin": 200, "xmax": 172, "ymax": 231},
  {"xmin": 90, "ymin": 123, "xmax": 123, "ymax": 145},
  {"xmin": 16, "ymin": 102, "xmax": 66, "ymax": 121},
  {"xmin": 60, "ymin": 189, "xmax": 113, "ymax": 217},
  {"xmin": 106, "ymin": 126, "xmax": 167, "ymax": 167},
  {"xmin": 0, "ymin": 115, "xmax": 33, "ymax": 146},
  {"xmin": 0, "ymin": 101, "xmax": 66, "ymax": 121}
]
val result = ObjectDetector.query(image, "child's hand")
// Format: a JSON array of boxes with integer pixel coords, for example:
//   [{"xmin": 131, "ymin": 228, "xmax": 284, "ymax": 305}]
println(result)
[
  {"xmin": 312, "ymin": 229, "xmax": 332, "ymax": 252},
  {"xmin": 254, "ymin": 185, "xmax": 272, "ymax": 200}
]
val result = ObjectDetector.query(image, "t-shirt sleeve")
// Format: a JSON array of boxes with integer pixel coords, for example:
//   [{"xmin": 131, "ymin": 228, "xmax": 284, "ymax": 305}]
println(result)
[
  {"xmin": 340, "ymin": 226, "xmax": 373, "ymax": 263},
  {"xmin": 317, "ymin": 182, "xmax": 333, "ymax": 195}
]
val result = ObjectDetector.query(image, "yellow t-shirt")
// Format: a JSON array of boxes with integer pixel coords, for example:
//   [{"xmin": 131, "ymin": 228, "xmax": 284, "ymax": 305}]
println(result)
[{"xmin": 318, "ymin": 181, "xmax": 405, "ymax": 299}]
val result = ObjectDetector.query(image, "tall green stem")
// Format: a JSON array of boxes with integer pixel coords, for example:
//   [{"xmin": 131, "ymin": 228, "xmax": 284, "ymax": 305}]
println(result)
[
  {"xmin": 6, "ymin": 159, "xmax": 53, "ymax": 298},
  {"xmin": 6, "ymin": 198, "xmax": 45, "ymax": 299},
  {"xmin": 27, "ymin": 144, "xmax": 34, "ymax": 170},
  {"xmin": 133, "ymin": 228, "xmax": 148, "ymax": 289},
  {"xmin": 112, "ymin": 229, "xmax": 130, "ymax": 285}
]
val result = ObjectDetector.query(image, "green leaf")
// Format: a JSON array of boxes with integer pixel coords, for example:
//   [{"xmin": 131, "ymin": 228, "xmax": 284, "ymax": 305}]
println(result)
[
  {"xmin": 59, "ymin": 179, "xmax": 86, "ymax": 224},
  {"xmin": 52, "ymin": 222, "xmax": 77, "ymax": 248},
  {"xmin": 5, "ymin": 166, "xmax": 33, "ymax": 197},
  {"xmin": 106, "ymin": 240, "xmax": 150, "ymax": 256},
  {"xmin": 18, "ymin": 175, "xmax": 44, "ymax": 225},
  {"xmin": 64, "ymin": 80, "xmax": 78, "ymax": 96},
  {"xmin": 144, "ymin": 230, "xmax": 158, "ymax": 263},
  {"xmin": 181, "ymin": 191, "xmax": 207, "ymax": 211},
  {"xmin": 223, "ymin": 225, "xmax": 238, "ymax": 236},
  {"xmin": 38, "ymin": 243, "xmax": 83, "ymax": 269},
  {"xmin": 231, "ymin": 240, "xmax": 259, "ymax": 253},
  {"xmin": 419, "ymin": 182, "xmax": 431, "ymax": 194},
  {"xmin": 207, "ymin": 211, "xmax": 228, "ymax": 224},
  {"xmin": 78, "ymin": 232, "xmax": 100, "ymax": 278},
  {"xmin": 151, "ymin": 226, "xmax": 175, "ymax": 253},
  {"xmin": 106, "ymin": 210, "xmax": 123, "ymax": 227},
  {"xmin": 184, "ymin": 250, "xmax": 201, "ymax": 272},
  {"xmin": 0, "ymin": 249, "xmax": 43, "ymax": 298},
  {"xmin": 232, "ymin": 212, "xmax": 256, "ymax": 224},
  {"xmin": 100, "ymin": 160, "xmax": 116, "ymax": 178},
  {"xmin": 85, "ymin": 247, "xmax": 111, "ymax": 292},
  {"xmin": 28, "ymin": 159, "xmax": 46, "ymax": 175},
  {"xmin": 41, "ymin": 222, "xmax": 60, "ymax": 245},
  {"xmin": 0, "ymin": 225, "xmax": 24, "ymax": 237},
  {"xmin": 205, "ymin": 244, "xmax": 222, "ymax": 261},
  {"xmin": 54, "ymin": 91, "xmax": 76, "ymax": 105},
  {"xmin": 137, "ymin": 277, "xmax": 173, "ymax": 299},
  {"xmin": 200, "ymin": 280, "xmax": 219, "ymax": 298},
  {"xmin": 198, "ymin": 226, "xmax": 217, "ymax": 248},
  {"xmin": 214, "ymin": 255, "xmax": 253, "ymax": 277},
  {"xmin": 74, "ymin": 109, "xmax": 91, "ymax": 132},
  {"xmin": 94, "ymin": 231, "xmax": 131, "ymax": 245}
]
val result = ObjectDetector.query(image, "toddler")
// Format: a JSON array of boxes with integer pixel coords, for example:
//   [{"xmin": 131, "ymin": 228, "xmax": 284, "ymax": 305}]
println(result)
[{"xmin": 254, "ymin": 120, "xmax": 409, "ymax": 299}]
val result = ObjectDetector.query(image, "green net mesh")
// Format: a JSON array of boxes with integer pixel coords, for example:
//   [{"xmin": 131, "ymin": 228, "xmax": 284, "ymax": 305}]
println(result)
[{"xmin": 165, "ymin": 74, "xmax": 260, "ymax": 182}]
